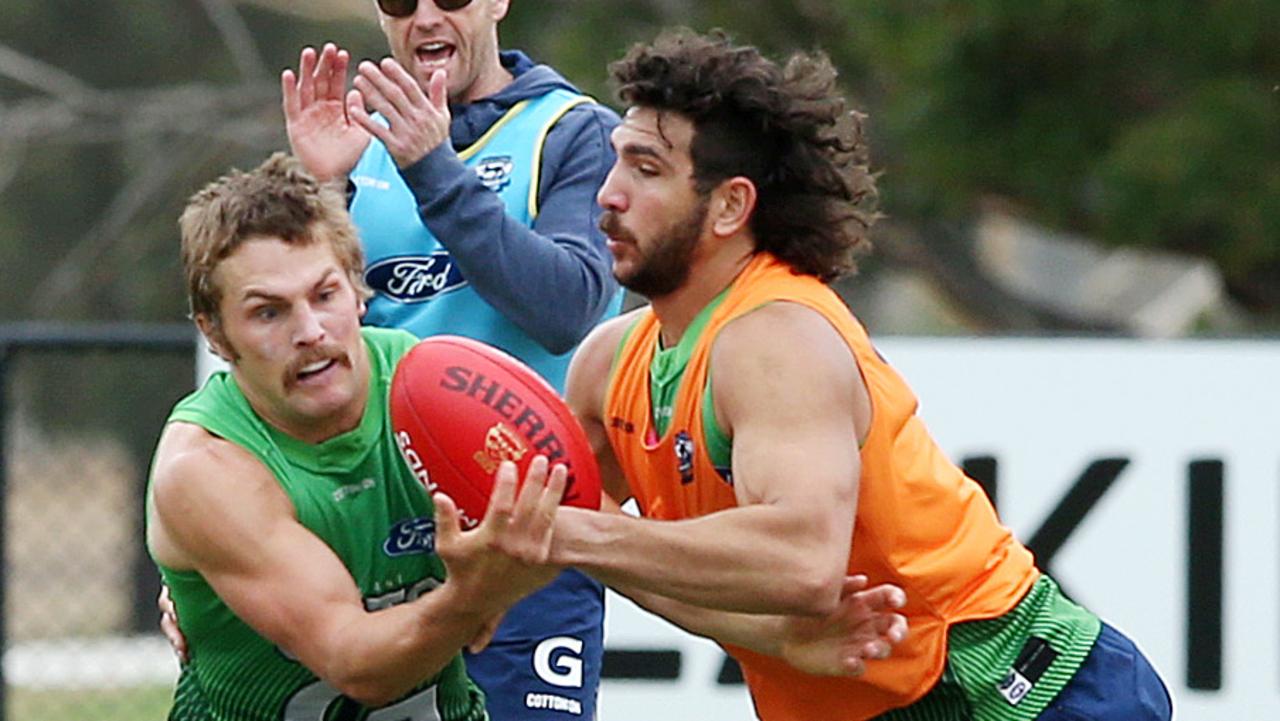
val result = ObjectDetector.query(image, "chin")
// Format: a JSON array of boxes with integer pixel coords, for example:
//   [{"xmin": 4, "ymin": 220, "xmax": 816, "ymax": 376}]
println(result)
[
  {"xmin": 611, "ymin": 258, "xmax": 638, "ymax": 284},
  {"xmin": 292, "ymin": 381, "xmax": 357, "ymax": 413}
]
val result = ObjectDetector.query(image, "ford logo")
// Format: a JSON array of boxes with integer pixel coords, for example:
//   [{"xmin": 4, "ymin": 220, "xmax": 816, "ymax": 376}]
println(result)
[
  {"xmin": 366, "ymin": 253, "xmax": 467, "ymax": 302},
  {"xmin": 383, "ymin": 516, "xmax": 435, "ymax": 557}
]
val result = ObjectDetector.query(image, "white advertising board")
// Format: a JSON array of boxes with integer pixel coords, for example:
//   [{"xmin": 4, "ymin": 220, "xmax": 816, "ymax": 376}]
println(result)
[{"xmin": 598, "ymin": 337, "xmax": 1280, "ymax": 721}]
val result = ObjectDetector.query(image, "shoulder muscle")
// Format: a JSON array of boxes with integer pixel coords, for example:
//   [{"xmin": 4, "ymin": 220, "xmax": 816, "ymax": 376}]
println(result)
[{"xmin": 148, "ymin": 422, "xmax": 293, "ymax": 570}]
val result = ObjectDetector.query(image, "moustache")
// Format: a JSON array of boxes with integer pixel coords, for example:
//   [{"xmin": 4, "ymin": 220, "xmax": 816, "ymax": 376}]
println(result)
[
  {"xmin": 283, "ymin": 344, "xmax": 351, "ymax": 387},
  {"xmin": 598, "ymin": 211, "xmax": 636, "ymax": 244}
]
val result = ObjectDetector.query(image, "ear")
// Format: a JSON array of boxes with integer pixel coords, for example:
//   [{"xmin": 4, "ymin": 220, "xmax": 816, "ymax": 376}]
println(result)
[
  {"xmin": 195, "ymin": 313, "xmax": 235, "ymax": 362},
  {"xmin": 357, "ymin": 297, "xmax": 368, "ymax": 320},
  {"xmin": 708, "ymin": 176, "xmax": 757, "ymax": 239},
  {"xmin": 490, "ymin": 0, "xmax": 511, "ymax": 22}
]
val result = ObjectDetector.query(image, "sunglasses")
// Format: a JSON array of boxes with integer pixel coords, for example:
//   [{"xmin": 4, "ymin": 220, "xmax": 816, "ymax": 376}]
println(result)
[{"xmin": 377, "ymin": 0, "xmax": 474, "ymax": 17}]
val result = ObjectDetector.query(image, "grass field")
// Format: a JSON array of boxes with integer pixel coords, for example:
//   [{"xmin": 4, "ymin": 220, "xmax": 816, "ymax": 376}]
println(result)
[{"xmin": 8, "ymin": 685, "xmax": 173, "ymax": 721}]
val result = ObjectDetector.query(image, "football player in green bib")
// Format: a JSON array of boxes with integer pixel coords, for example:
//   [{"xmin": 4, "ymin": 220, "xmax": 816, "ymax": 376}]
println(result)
[{"xmin": 145, "ymin": 152, "xmax": 567, "ymax": 721}]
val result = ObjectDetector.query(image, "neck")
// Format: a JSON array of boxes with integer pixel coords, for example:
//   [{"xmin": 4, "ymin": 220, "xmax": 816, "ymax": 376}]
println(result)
[
  {"xmin": 235, "ymin": 364, "xmax": 370, "ymax": 446},
  {"xmin": 458, "ymin": 44, "xmax": 514, "ymax": 104},
  {"xmin": 289, "ymin": 392, "xmax": 368, "ymax": 445},
  {"xmin": 650, "ymin": 244, "xmax": 756, "ymax": 348}
]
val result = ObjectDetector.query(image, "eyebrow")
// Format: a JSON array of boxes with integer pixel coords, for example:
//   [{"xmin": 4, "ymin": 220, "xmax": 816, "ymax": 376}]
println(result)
[
  {"xmin": 240, "ymin": 290, "xmax": 279, "ymax": 303},
  {"xmin": 238, "ymin": 268, "xmax": 340, "ymax": 304},
  {"xmin": 618, "ymin": 142, "xmax": 670, "ymax": 166}
]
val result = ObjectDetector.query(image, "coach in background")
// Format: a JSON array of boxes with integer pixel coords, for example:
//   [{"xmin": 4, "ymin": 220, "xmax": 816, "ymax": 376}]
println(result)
[
  {"xmin": 280, "ymin": 0, "xmax": 621, "ymax": 716},
  {"xmin": 553, "ymin": 29, "xmax": 1173, "ymax": 721},
  {"xmin": 147, "ymin": 153, "xmax": 567, "ymax": 720}
]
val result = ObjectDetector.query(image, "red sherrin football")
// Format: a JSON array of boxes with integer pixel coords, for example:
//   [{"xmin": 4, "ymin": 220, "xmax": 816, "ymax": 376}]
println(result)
[{"xmin": 390, "ymin": 335, "xmax": 602, "ymax": 530}]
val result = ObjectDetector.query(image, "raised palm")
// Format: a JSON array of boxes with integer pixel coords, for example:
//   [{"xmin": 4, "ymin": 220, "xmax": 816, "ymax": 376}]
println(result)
[{"xmin": 282, "ymin": 44, "xmax": 370, "ymax": 182}]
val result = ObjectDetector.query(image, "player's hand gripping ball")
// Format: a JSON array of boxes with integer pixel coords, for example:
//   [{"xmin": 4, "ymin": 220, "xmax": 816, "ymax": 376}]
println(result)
[{"xmin": 390, "ymin": 335, "xmax": 602, "ymax": 529}]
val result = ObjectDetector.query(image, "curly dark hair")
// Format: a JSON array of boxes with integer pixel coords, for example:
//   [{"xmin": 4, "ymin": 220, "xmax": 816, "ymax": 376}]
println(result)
[{"xmin": 609, "ymin": 28, "xmax": 878, "ymax": 281}]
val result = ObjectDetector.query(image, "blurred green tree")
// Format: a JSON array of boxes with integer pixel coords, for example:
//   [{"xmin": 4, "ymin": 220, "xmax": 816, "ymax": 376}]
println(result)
[
  {"xmin": 2, "ymin": 0, "xmax": 1277, "ymax": 329},
  {"xmin": 834, "ymin": 0, "xmax": 1280, "ymax": 312}
]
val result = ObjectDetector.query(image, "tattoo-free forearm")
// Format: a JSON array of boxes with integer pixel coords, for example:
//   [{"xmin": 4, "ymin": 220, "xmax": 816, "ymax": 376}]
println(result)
[
  {"xmin": 552, "ymin": 505, "xmax": 846, "ymax": 616},
  {"xmin": 609, "ymin": 581, "xmax": 785, "ymax": 656}
]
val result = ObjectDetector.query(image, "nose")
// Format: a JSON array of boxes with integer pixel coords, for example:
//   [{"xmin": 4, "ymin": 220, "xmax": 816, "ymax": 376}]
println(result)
[
  {"xmin": 292, "ymin": 303, "xmax": 327, "ymax": 347},
  {"xmin": 596, "ymin": 166, "xmax": 628, "ymax": 213},
  {"xmin": 411, "ymin": 0, "xmax": 447, "ymax": 25}
]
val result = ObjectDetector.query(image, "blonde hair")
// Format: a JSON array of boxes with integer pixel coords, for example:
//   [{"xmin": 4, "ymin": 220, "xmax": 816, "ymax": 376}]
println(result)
[{"xmin": 179, "ymin": 152, "xmax": 371, "ymax": 331}]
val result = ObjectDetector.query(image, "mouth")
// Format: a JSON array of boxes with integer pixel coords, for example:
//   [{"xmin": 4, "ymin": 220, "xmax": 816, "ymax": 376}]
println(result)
[
  {"xmin": 598, "ymin": 213, "xmax": 634, "ymax": 247},
  {"xmin": 296, "ymin": 358, "xmax": 336, "ymax": 381},
  {"xmin": 415, "ymin": 40, "xmax": 456, "ymax": 69},
  {"xmin": 286, "ymin": 350, "xmax": 350, "ymax": 389}
]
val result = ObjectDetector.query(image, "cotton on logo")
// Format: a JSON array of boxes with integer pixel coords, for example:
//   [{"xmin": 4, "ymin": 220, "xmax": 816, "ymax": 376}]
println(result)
[{"xmin": 534, "ymin": 636, "xmax": 584, "ymax": 688}]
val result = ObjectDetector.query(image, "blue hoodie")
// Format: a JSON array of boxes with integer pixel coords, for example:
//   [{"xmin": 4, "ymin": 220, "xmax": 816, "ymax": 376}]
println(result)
[
  {"xmin": 349, "ymin": 50, "xmax": 616, "ymax": 721},
  {"xmin": 354, "ymin": 50, "xmax": 621, "ymax": 363}
]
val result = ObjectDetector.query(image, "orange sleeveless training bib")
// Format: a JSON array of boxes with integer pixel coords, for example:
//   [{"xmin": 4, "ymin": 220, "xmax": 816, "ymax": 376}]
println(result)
[{"xmin": 604, "ymin": 253, "xmax": 1038, "ymax": 720}]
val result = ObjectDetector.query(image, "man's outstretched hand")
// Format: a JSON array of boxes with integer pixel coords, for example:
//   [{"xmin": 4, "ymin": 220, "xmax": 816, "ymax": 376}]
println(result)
[
  {"xmin": 779, "ymin": 575, "xmax": 907, "ymax": 676},
  {"xmin": 282, "ymin": 43, "xmax": 372, "ymax": 182}
]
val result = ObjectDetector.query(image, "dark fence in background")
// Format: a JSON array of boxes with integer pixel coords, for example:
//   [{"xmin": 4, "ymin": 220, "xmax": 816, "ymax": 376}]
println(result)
[
  {"xmin": 0, "ymin": 323, "xmax": 195, "ymax": 721},
  {"xmin": 0, "ymin": 322, "xmax": 755, "ymax": 721}
]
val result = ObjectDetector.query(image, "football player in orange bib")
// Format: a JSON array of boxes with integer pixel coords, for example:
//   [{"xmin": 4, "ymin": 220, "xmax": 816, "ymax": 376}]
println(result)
[{"xmin": 549, "ymin": 28, "xmax": 1172, "ymax": 721}]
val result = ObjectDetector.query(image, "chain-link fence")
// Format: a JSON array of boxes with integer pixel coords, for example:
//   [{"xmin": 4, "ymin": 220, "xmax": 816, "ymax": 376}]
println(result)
[
  {"xmin": 0, "ymin": 323, "xmax": 746, "ymax": 721},
  {"xmin": 1, "ymin": 323, "xmax": 194, "ymax": 721}
]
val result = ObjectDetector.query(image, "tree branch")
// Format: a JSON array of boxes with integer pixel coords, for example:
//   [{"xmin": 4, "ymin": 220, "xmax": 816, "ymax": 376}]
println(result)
[
  {"xmin": 196, "ymin": 0, "xmax": 269, "ymax": 81},
  {"xmin": 28, "ymin": 139, "xmax": 244, "ymax": 317},
  {"xmin": 0, "ymin": 82, "xmax": 282, "ymax": 145},
  {"xmin": 871, "ymin": 218, "xmax": 1126, "ymax": 333},
  {"xmin": 0, "ymin": 43, "xmax": 103, "ymax": 103}
]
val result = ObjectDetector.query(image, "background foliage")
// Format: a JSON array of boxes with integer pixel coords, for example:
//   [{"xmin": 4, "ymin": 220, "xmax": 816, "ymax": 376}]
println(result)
[
  {"xmin": 0, "ymin": 0, "xmax": 1275, "ymax": 459},
  {"xmin": 3, "ymin": 0, "xmax": 1277, "ymax": 325}
]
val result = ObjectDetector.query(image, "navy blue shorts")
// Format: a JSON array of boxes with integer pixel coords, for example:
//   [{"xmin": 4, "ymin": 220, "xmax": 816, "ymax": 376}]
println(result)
[
  {"xmin": 464, "ymin": 569, "xmax": 604, "ymax": 720},
  {"xmin": 1039, "ymin": 622, "xmax": 1172, "ymax": 721}
]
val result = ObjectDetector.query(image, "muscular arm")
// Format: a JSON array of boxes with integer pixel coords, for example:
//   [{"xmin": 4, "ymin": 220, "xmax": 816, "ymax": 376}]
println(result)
[
  {"xmin": 615, "ymin": 574, "xmax": 903, "ymax": 676},
  {"xmin": 561, "ymin": 310, "xmax": 902, "ymax": 673},
  {"xmin": 586, "ymin": 491, "xmax": 902, "ymax": 675},
  {"xmin": 562, "ymin": 309, "xmax": 642, "ymax": 505},
  {"xmin": 397, "ymin": 104, "xmax": 619, "ymax": 353},
  {"xmin": 147, "ymin": 423, "xmax": 560, "ymax": 707},
  {"xmin": 555, "ymin": 303, "xmax": 865, "ymax": 616}
]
